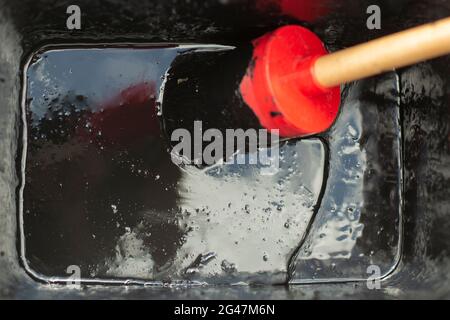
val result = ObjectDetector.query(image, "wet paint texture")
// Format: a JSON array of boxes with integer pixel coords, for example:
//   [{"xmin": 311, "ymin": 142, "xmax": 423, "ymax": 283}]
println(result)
[
  {"xmin": 21, "ymin": 45, "xmax": 401, "ymax": 285},
  {"xmin": 0, "ymin": 0, "xmax": 448, "ymax": 300},
  {"xmin": 23, "ymin": 47, "xmax": 326, "ymax": 284}
]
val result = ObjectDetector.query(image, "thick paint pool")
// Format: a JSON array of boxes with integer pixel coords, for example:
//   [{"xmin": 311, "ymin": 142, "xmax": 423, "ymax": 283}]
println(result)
[{"xmin": 20, "ymin": 44, "xmax": 402, "ymax": 285}]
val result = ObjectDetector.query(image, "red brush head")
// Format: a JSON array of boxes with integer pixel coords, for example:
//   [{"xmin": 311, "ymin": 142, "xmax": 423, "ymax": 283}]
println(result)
[{"xmin": 240, "ymin": 25, "xmax": 340, "ymax": 138}]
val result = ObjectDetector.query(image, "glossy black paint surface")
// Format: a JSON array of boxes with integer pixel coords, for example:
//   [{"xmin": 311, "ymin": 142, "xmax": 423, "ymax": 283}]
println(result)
[{"xmin": 0, "ymin": 0, "xmax": 449, "ymax": 298}]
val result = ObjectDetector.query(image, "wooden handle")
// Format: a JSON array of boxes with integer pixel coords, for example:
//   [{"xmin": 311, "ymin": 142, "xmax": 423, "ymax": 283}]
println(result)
[{"xmin": 313, "ymin": 17, "xmax": 450, "ymax": 88}]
